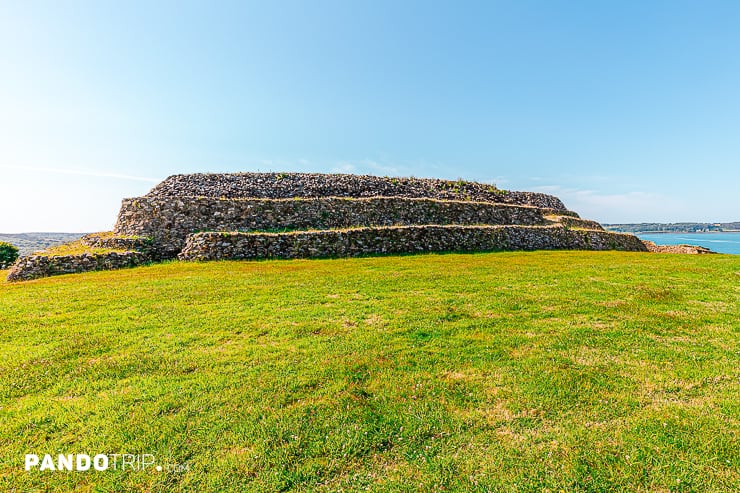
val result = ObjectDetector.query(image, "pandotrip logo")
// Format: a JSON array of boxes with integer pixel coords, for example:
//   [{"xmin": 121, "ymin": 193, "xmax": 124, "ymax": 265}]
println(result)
[{"xmin": 24, "ymin": 454, "xmax": 189, "ymax": 473}]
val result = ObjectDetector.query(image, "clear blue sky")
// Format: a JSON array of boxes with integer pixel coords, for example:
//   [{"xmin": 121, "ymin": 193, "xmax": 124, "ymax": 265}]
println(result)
[{"xmin": 2, "ymin": 0, "xmax": 739, "ymax": 232}]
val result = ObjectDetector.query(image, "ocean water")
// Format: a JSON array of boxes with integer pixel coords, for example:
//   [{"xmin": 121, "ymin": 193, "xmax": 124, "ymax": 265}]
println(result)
[{"xmin": 636, "ymin": 232, "xmax": 740, "ymax": 255}]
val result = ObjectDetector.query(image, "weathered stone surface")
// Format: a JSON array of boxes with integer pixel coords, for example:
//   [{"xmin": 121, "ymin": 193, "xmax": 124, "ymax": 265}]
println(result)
[
  {"xmin": 6, "ymin": 251, "xmax": 148, "ymax": 281},
  {"xmin": 81, "ymin": 233, "xmax": 154, "ymax": 253},
  {"xmin": 7, "ymin": 172, "xmax": 648, "ymax": 282},
  {"xmin": 548, "ymin": 215, "xmax": 604, "ymax": 231},
  {"xmin": 179, "ymin": 225, "xmax": 647, "ymax": 261},
  {"xmin": 642, "ymin": 240, "xmax": 716, "ymax": 254},
  {"xmin": 115, "ymin": 196, "xmax": 568, "ymax": 259},
  {"xmin": 147, "ymin": 172, "xmax": 568, "ymax": 210}
]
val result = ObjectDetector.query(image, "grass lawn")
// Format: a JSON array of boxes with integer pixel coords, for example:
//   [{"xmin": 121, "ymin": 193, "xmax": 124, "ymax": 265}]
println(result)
[{"xmin": 0, "ymin": 251, "xmax": 738, "ymax": 492}]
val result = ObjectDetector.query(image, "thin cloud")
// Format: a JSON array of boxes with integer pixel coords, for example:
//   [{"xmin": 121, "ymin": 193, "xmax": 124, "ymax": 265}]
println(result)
[
  {"xmin": 331, "ymin": 162, "xmax": 357, "ymax": 174},
  {"xmin": 332, "ymin": 160, "xmax": 404, "ymax": 176},
  {"xmin": 0, "ymin": 165, "xmax": 161, "ymax": 183},
  {"xmin": 482, "ymin": 176, "xmax": 510, "ymax": 186},
  {"xmin": 531, "ymin": 185, "xmax": 684, "ymax": 223},
  {"xmin": 256, "ymin": 159, "xmax": 314, "ymax": 172}
]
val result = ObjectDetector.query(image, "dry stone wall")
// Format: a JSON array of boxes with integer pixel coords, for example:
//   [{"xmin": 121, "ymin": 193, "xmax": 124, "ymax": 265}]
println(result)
[
  {"xmin": 7, "ymin": 172, "xmax": 649, "ymax": 282},
  {"xmin": 81, "ymin": 233, "xmax": 153, "ymax": 252},
  {"xmin": 148, "ymin": 172, "xmax": 568, "ymax": 210},
  {"xmin": 550, "ymin": 216, "xmax": 604, "ymax": 231},
  {"xmin": 179, "ymin": 225, "xmax": 647, "ymax": 261},
  {"xmin": 115, "ymin": 197, "xmax": 560, "ymax": 259},
  {"xmin": 6, "ymin": 251, "xmax": 148, "ymax": 281},
  {"xmin": 641, "ymin": 240, "xmax": 716, "ymax": 254}
]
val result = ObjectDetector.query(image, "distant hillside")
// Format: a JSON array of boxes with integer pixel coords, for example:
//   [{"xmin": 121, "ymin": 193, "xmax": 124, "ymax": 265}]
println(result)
[
  {"xmin": 604, "ymin": 222, "xmax": 740, "ymax": 233},
  {"xmin": 0, "ymin": 233, "xmax": 86, "ymax": 257}
]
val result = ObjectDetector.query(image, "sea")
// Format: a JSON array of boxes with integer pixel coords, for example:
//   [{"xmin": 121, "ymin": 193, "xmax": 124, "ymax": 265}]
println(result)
[{"xmin": 636, "ymin": 232, "xmax": 740, "ymax": 255}]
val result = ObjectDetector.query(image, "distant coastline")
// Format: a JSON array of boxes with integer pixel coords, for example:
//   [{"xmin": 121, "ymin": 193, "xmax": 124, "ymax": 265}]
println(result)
[
  {"xmin": 631, "ymin": 230, "xmax": 740, "ymax": 234},
  {"xmin": 604, "ymin": 222, "xmax": 740, "ymax": 234},
  {"xmin": 634, "ymin": 231, "xmax": 740, "ymax": 255}
]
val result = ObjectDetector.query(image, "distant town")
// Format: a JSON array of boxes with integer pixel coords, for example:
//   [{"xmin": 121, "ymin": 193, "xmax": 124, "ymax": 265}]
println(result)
[{"xmin": 604, "ymin": 222, "xmax": 740, "ymax": 233}]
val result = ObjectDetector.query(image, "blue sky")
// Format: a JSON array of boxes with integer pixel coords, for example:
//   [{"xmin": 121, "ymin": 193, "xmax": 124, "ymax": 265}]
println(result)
[{"xmin": 2, "ymin": 0, "xmax": 739, "ymax": 232}]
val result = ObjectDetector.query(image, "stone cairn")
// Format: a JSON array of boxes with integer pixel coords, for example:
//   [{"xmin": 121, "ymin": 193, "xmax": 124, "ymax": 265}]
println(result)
[{"xmin": 6, "ymin": 172, "xmax": 647, "ymax": 281}]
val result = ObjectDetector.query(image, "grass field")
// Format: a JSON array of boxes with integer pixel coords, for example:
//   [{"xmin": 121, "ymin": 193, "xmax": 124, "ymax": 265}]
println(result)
[{"xmin": 1, "ymin": 251, "xmax": 738, "ymax": 492}]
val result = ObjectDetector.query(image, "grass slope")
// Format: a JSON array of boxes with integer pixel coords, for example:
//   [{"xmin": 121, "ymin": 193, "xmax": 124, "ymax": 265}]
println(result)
[
  {"xmin": 31, "ymin": 240, "xmax": 131, "ymax": 257},
  {"xmin": 0, "ymin": 251, "xmax": 738, "ymax": 492},
  {"xmin": 0, "ymin": 233, "xmax": 86, "ymax": 257}
]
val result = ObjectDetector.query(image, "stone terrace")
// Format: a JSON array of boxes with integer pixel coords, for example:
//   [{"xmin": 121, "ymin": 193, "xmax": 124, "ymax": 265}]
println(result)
[
  {"xmin": 146, "ymin": 172, "xmax": 568, "ymax": 210},
  {"xmin": 7, "ymin": 172, "xmax": 648, "ymax": 281}
]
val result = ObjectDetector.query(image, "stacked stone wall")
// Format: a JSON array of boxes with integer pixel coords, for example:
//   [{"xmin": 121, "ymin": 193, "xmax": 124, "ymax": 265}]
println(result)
[
  {"xmin": 7, "ymin": 172, "xmax": 654, "ymax": 282},
  {"xmin": 642, "ymin": 241, "xmax": 716, "ymax": 254},
  {"xmin": 81, "ymin": 233, "xmax": 154, "ymax": 252},
  {"xmin": 6, "ymin": 251, "xmax": 149, "ymax": 282},
  {"xmin": 179, "ymin": 225, "xmax": 647, "ymax": 261},
  {"xmin": 549, "ymin": 216, "xmax": 604, "ymax": 231},
  {"xmin": 115, "ymin": 197, "xmax": 560, "ymax": 259},
  {"xmin": 147, "ymin": 172, "xmax": 568, "ymax": 210}
]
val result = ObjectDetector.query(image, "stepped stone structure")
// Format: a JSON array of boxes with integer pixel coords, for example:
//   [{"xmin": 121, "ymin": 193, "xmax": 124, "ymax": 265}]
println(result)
[{"xmin": 6, "ymin": 172, "xmax": 647, "ymax": 281}]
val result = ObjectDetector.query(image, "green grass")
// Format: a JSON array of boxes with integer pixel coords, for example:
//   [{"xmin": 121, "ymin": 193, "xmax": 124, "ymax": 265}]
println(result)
[
  {"xmin": 30, "ymin": 240, "xmax": 130, "ymax": 257},
  {"xmin": 0, "ymin": 251, "xmax": 738, "ymax": 492}
]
